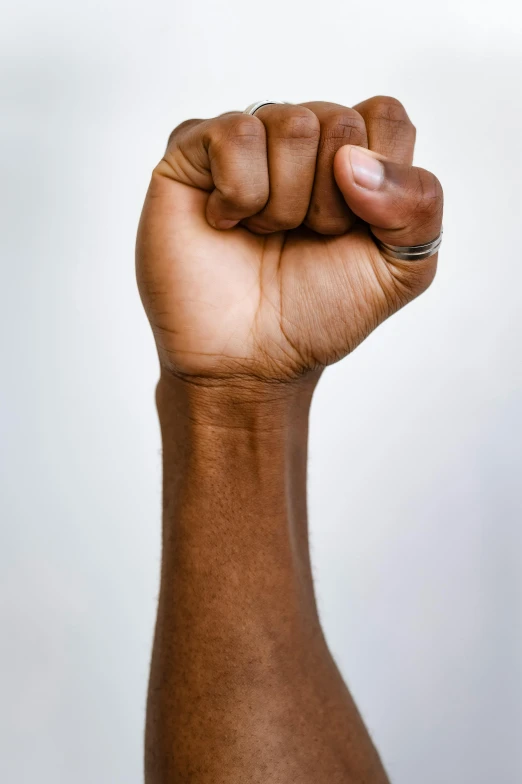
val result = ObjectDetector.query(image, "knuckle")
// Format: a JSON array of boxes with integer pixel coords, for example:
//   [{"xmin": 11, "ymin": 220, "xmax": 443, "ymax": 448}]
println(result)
[
  {"xmin": 367, "ymin": 95, "xmax": 415, "ymax": 131},
  {"xmin": 219, "ymin": 180, "xmax": 268, "ymax": 211},
  {"xmin": 280, "ymin": 108, "xmax": 321, "ymax": 140},
  {"xmin": 411, "ymin": 169, "xmax": 444, "ymax": 219},
  {"xmin": 245, "ymin": 189, "xmax": 270, "ymax": 212},
  {"xmin": 166, "ymin": 118, "xmax": 201, "ymax": 148},
  {"xmin": 223, "ymin": 114, "xmax": 265, "ymax": 145},
  {"xmin": 323, "ymin": 110, "xmax": 366, "ymax": 146}
]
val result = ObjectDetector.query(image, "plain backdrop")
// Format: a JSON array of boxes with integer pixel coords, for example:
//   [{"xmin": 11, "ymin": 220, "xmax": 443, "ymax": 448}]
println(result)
[{"xmin": 1, "ymin": 1, "xmax": 522, "ymax": 782}]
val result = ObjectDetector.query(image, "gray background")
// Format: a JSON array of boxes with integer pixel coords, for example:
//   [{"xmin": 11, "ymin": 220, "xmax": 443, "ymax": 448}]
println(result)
[{"xmin": 1, "ymin": 0, "xmax": 521, "ymax": 781}]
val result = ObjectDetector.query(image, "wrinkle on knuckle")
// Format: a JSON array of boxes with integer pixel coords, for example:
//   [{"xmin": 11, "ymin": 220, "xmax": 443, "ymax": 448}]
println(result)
[
  {"xmin": 410, "ymin": 169, "xmax": 443, "ymax": 221},
  {"xmin": 280, "ymin": 109, "xmax": 321, "ymax": 141},
  {"xmin": 367, "ymin": 95, "xmax": 414, "ymax": 131},
  {"xmin": 323, "ymin": 111, "xmax": 366, "ymax": 146},
  {"xmin": 224, "ymin": 115, "xmax": 265, "ymax": 145}
]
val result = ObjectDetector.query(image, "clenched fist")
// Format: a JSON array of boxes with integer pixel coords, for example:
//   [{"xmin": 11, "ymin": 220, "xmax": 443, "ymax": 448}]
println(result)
[{"xmin": 136, "ymin": 98, "xmax": 443, "ymax": 383}]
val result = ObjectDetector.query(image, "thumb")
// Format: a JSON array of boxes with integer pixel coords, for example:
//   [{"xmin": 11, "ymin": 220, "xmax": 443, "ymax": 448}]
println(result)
[{"xmin": 333, "ymin": 145, "xmax": 443, "ymax": 251}]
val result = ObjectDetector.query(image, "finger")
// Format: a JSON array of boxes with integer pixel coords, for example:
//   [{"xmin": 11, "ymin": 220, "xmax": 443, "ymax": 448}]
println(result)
[
  {"xmin": 299, "ymin": 102, "xmax": 368, "ymax": 235},
  {"xmin": 333, "ymin": 144, "xmax": 443, "ymax": 251},
  {"xmin": 241, "ymin": 104, "xmax": 320, "ymax": 234},
  {"xmin": 161, "ymin": 112, "xmax": 269, "ymax": 229},
  {"xmin": 352, "ymin": 95, "xmax": 416, "ymax": 165}
]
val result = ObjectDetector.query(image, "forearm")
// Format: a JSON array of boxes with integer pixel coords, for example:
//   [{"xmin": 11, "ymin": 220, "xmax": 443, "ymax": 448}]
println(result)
[{"xmin": 145, "ymin": 370, "xmax": 389, "ymax": 784}]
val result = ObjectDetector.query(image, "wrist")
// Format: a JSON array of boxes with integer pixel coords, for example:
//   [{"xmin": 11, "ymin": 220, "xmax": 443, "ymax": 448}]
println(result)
[{"xmin": 156, "ymin": 367, "xmax": 320, "ymax": 435}]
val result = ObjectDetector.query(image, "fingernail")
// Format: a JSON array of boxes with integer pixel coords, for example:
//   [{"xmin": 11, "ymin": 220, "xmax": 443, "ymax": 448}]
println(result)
[{"xmin": 349, "ymin": 147, "xmax": 384, "ymax": 190}]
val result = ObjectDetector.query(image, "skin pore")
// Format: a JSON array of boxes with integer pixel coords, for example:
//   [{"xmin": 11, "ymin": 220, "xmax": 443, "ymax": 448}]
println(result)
[{"xmin": 136, "ymin": 98, "xmax": 443, "ymax": 782}]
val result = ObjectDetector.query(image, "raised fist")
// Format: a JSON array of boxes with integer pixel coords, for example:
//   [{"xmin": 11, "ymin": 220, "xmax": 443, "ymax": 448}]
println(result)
[{"xmin": 136, "ymin": 98, "xmax": 443, "ymax": 383}]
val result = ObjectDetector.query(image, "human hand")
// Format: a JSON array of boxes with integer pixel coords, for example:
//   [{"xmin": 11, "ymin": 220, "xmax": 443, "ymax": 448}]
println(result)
[{"xmin": 136, "ymin": 98, "xmax": 443, "ymax": 384}]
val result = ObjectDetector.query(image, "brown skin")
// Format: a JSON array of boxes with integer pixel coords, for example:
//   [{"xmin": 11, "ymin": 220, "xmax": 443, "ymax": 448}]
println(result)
[{"xmin": 136, "ymin": 97, "xmax": 443, "ymax": 783}]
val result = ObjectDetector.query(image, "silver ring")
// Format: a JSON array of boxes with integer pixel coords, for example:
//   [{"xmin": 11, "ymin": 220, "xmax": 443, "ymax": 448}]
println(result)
[
  {"xmin": 372, "ymin": 227, "xmax": 443, "ymax": 262},
  {"xmin": 243, "ymin": 100, "xmax": 289, "ymax": 115}
]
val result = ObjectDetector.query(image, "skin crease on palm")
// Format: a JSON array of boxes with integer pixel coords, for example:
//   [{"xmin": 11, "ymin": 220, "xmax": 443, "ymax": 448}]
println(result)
[{"xmin": 136, "ymin": 98, "xmax": 443, "ymax": 384}]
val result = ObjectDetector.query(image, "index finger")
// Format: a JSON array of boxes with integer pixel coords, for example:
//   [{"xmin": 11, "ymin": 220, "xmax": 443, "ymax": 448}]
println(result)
[{"xmin": 160, "ymin": 112, "xmax": 270, "ymax": 228}]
